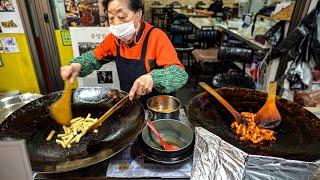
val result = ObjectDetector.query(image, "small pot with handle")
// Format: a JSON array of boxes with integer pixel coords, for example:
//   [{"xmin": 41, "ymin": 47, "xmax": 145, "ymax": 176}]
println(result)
[{"xmin": 146, "ymin": 95, "xmax": 181, "ymax": 121}]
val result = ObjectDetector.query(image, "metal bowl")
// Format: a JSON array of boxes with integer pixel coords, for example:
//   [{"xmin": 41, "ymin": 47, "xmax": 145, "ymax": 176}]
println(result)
[
  {"xmin": 141, "ymin": 119, "xmax": 194, "ymax": 160},
  {"xmin": 146, "ymin": 95, "xmax": 181, "ymax": 121}
]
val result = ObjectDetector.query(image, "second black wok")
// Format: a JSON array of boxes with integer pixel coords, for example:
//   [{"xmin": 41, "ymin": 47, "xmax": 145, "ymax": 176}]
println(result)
[{"xmin": 188, "ymin": 88, "xmax": 320, "ymax": 162}]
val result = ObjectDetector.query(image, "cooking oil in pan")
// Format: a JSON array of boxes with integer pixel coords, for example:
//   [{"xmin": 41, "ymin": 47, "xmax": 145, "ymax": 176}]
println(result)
[{"xmin": 147, "ymin": 130, "xmax": 187, "ymax": 150}]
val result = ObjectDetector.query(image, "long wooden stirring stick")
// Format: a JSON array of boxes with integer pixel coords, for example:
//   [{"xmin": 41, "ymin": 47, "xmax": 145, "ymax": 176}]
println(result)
[
  {"xmin": 87, "ymin": 94, "xmax": 130, "ymax": 133},
  {"xmin": 199, "ymin": 82, "xmax": 245, "ymax": 123}
]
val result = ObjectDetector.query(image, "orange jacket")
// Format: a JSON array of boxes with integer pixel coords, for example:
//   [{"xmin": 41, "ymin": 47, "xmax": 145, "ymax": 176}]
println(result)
[{"xmin": 93, "ymin": 21, "xmax": 184, "ymax": 72}]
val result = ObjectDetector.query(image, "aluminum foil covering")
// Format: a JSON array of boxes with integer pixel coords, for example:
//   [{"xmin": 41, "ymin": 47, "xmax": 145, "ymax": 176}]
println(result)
[{"xmin": 191, "ymin": 127, "xmax": 320, "ymax": 180}]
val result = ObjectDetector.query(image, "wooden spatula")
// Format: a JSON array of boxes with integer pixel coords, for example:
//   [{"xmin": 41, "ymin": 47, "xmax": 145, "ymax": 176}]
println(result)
[
  {"xmin": 50, "ymin": 80, "xmax": 72, "ymax": 126},
  {"xmin": 87, "ymin": 94, "xmax": 130, "ymax": 133},
  {"xmin": 255, "ymin": 81, "xmax": 282, "ymax": 129},
  {"xmin": 199, "ymin": 82, "xmax": 245, "ymax": 123}
]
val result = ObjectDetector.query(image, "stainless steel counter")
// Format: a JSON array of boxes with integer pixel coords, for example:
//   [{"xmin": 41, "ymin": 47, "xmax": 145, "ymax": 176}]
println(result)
[{"xmin": 0, "ymin": 93, "xmax": 43, "ymax": 124}]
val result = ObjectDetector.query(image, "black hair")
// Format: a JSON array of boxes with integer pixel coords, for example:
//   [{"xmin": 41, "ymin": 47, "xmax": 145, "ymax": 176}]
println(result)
[{"xmin": 102, "ymin": 0, "xmax": 144, "ymax": 14}]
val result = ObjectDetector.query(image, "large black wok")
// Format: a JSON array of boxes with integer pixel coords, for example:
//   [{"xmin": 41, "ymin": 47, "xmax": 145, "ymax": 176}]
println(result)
[
  {"xmin": 0, "ymin": 88, "xmax": 145, "ymax": 173},
  {"xmin": 188, "ymin": 88, "xmax": 320, "ymax": 162}
]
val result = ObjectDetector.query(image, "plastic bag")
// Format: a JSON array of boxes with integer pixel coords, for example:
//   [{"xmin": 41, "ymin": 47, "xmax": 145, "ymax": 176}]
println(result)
[
  {"xmin": 310, "ymin": 6, "xmax": 320, "ymax": 68},
  {"xmin": 263, "ymin": 20, "xmax": 286, "ymax": 48}
]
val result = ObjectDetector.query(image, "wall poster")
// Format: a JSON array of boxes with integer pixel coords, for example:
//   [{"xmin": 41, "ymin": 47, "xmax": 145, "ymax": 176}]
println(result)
[
  {"xmin": 64, "ymin": 0, "xmax": 108, "ymax": 28},
  {"xmin": 0, "ymin": 37, "xmax": 19, "ymax": 53},
  {"xmin": 69, "ymin": 27, "xmax": 120, "ymax": 89},
  {"xmin": 0, "ymin": 43, "xmax": 4, "ymax": 53},
  {"xmin": 60, "ymin": 30, "xmax": 72, "ymax": 46},
  {"xmin": 0, "ymin": 0, "xmax": 24, "ymax": 33}
]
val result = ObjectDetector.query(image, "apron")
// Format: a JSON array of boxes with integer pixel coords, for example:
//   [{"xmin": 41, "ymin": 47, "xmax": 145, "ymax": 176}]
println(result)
[{"xmin": 115, "ymin": 27, "xmax": 175, "ymax": 108}]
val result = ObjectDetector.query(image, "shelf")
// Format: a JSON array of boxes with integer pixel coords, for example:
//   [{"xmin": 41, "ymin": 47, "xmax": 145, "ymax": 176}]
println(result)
[{"xmin": 258, "ymin": 4, "xmax": 294, "ymax": 21}]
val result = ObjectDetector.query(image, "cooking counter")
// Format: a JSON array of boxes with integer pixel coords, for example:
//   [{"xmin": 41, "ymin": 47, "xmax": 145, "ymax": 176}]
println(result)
[
  {"xmin": 34, "ymin": 144, "xmax": 191, "ymax": 179},
  {"xmin": 2, "ymin": 97, "xmax": 320, "ymax": 179},
  {"xmin": 35, "ymin": 107, "xmax": 320, "ymax": 179},
  {"xmin": 33, "ymin": 109, "xmax": 192, "ymax": 179}
]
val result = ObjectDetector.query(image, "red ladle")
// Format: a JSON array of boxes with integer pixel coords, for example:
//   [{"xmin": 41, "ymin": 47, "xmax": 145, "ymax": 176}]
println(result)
[{"xmin": 146, "ymin": 120, "xmax": 180, "ymax": 151}]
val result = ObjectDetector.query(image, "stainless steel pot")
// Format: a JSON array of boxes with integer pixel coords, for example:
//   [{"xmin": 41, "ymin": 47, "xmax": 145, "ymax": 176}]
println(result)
[
  {"xmin": 146, "ymin": 95, "xmax": 181, "ymax": 121},
  {"xmin": 140, "ymin": 119, "xmax": 194, "ymax": 161}
]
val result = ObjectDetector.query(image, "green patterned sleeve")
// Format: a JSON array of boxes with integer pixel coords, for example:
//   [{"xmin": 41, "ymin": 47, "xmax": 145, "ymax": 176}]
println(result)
[
  {"xmin": 69, "ymin": 50, "xmax": 101, "ymax": 77},
  {"xmin": 150, "ymin": 65, "xmax": 188, "ymax": 93}
]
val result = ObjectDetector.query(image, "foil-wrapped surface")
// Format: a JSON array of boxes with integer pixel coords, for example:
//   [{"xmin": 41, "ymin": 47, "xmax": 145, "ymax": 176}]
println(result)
[{"xmin": 191, "ymin": 127, "xmax": 320, "ymax": 180}]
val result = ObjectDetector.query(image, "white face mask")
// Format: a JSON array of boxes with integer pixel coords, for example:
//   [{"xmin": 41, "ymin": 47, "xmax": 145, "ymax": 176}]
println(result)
[{"xmin": 109, "ymin": 14, "xmax": 138, "ymax": 42}]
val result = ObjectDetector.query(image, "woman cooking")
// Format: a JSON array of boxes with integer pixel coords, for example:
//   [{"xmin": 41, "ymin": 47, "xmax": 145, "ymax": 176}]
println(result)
[{"xmin": 60, "ymin": 0, "xmax": 188, "ymax": 107}]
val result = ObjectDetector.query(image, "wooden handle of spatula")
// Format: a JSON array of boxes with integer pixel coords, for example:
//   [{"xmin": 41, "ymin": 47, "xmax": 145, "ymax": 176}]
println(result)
[
  {"xmin": 199, "ymin": 82, "xmax": 242, "ymax": 118},
  {"xmin": 87, "ymin": 94, "xmax": 130, "ymax": 133},
  {"xmin": 267, "ymin": 81, "xmax": 277, "ymax": 101}
]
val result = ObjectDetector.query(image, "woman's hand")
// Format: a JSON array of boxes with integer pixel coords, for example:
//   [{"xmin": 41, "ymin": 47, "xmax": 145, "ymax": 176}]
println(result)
[
  {"xmin": 60, "ymin": 63, "xmax": 82, "ymax": 83},
  {"xmin": 129, "ymin": 74, "xmax": 153, "ymax": 100}
]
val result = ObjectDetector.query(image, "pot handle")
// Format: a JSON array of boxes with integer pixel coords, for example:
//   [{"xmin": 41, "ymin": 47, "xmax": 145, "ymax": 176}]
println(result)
[{"xmin": 147, "ymin": 110, "xmax": 154, "ymax": 121}]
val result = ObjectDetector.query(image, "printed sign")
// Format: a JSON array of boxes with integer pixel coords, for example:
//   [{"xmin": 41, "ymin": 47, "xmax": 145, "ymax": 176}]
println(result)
[
  {"xmin": 0, "ymin": 0, "xmax": 24, "ymax": 33},
  {"xmin": 0, "ymin": 37, "xmax": 19, "ymax": 53},
  {"xmin": 69, "ymin": 27, "xmax": 119, "ymax": 89},
  {"xmin": 60, "ymin": 30, "xmax": 72, "ymax": 46},
  {"xmin": 64, "ymin": 0, "xmax": 108, "ymax": 27}
]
